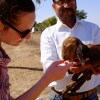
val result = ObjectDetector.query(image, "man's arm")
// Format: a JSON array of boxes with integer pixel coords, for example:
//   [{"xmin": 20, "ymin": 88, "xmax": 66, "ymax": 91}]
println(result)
[{"xmin": 40, "ymin": 29, "xmax": 59, "ymax": 71}]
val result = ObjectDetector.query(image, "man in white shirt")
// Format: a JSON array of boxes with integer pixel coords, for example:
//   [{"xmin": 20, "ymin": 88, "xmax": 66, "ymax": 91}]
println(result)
[{"xmin": 40, "ymin": 0, "xmax": 100, "ymax": 99}]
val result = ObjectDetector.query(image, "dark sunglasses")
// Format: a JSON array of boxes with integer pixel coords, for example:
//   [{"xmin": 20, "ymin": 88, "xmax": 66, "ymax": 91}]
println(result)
[{"xmin": 3, "ymin": 20, "xmax": 33, "ymax": 38}]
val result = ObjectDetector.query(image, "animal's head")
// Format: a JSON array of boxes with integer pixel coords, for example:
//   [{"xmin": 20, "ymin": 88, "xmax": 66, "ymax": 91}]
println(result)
[
  {"xmin": 62, "ymin": 36, "xmax": 80, "ymax": 60},
  {"xmin": 62, "ymin": 36, "xmax": 89, "ymax": 66}
]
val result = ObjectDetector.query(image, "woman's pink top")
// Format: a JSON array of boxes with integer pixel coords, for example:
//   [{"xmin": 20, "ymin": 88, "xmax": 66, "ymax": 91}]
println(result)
[{"xmin": 0, "ymin": 47, "xmax": 11, "ymax": 100}]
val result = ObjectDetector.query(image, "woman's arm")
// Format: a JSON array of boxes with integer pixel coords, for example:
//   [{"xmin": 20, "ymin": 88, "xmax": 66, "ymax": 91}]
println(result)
[{"xmin": 15, "ymin": 60, "xmax": 72, "ymax": 100}]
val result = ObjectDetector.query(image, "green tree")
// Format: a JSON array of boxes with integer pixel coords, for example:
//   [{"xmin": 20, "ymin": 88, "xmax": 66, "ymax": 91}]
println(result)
[
  {"xmin": 76, "ymin": 10, "xmax": 87, "ymax": 20},
  {"xmin": 34, "ymin": 16, "xmax": 57, "ymax": 31},
  {"xmin": 44, "ymin": 16, "xmax": 57, "ymax": 26},
  {"xmin": 36, "ymin": 0, "xmax": 45, "ymax": 4},
  {"xmin": 36, "ymin": 0, "xmax": 41, "ymax": 4}
]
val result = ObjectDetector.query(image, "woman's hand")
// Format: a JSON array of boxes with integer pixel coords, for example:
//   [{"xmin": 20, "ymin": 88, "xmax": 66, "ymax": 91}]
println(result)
[{"xmin": 44, "ymin": 60, "xmax": 73, "ymax": 83}]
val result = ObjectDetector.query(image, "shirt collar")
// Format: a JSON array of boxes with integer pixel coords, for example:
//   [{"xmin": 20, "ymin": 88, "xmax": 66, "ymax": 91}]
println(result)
[{"xmin": 56, "ymin": 17, "xmax": 83, "ymax": 30}]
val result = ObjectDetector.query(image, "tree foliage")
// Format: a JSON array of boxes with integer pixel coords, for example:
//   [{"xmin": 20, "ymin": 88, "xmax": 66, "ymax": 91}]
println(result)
[
  {"xmin": 36, "ymin": 0, "xmax": 41, "ymax": 4},
  {"xmin": 76, "ymin": 10, "xmax": 87, "ymax": 20},
  {"xmin": 34, "ymin": 16, "xmax": 57, "ymax": 31},
  {"xmin": 36, "ymin": 0, "xmax": 45, "ymax": 4}
]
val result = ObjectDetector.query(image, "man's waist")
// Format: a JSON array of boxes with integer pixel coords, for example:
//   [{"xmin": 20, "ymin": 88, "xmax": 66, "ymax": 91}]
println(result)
[
  {"xmin": 49, "ymin": 77, "xmax": 100, "ymax": 92},
  {"xmin": 51, "ymin": 87, "xmax": 97, "ymax": 100},
  {"xmin": 51, "ymin": 85, "xmax": 97, "ymax": 92}
]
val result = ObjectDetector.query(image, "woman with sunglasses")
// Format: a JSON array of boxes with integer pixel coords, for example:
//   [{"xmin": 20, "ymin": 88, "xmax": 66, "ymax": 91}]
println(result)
[{"xmin": 0, "ymin": 0, "xmax": 73, "ymax": 100}]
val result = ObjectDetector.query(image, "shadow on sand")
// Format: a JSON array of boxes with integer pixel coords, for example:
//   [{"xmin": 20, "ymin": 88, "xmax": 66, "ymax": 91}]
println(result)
[{"xmin": 8, "ymin": 66, "xmax": 43, "ymax": 71}]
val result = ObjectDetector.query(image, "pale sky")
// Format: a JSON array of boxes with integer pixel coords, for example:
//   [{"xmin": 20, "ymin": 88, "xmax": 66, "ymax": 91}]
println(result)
[{"xmin": 33, "ymin": 0, "xmax": 100, "ymax": 27}]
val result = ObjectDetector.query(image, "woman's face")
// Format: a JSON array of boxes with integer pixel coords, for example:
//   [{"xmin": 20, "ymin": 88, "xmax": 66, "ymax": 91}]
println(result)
[{"xmin": 0, "ymin": 12, "xmax": 35, "ymax": 46}]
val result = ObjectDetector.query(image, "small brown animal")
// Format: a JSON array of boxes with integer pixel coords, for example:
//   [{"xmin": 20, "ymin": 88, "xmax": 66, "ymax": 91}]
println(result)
[{"xmin": 62, "ymin": 36, "xmax": 100, "ymax": 93}]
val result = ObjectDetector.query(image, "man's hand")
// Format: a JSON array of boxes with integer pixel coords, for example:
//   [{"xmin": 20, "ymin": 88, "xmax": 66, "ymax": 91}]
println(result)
[{"xmin": 69, "ymin": 61, "xmax": 100, "ymax": 75}]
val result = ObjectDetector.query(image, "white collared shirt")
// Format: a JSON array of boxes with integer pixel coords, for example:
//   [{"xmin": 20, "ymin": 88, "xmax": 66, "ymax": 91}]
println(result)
[{"xmin": 40, "ymin": 18, "xmax": 100, "ymax": 92}]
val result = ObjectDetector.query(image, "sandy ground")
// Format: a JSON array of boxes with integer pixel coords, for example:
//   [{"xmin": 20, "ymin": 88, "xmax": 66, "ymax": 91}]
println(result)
[{"xmin": 2, "ymin": 32, "xmax": 100, "ymax": 99}]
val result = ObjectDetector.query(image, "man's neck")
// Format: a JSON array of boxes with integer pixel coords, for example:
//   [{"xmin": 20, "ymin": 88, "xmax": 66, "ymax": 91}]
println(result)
[{"xmin": 62, "ymin": 17, "xmax": 76, "ymax": 28}]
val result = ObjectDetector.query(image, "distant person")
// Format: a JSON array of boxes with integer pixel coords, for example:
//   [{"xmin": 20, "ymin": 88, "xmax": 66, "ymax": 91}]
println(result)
[
  {"xmin": 0, "ymin": 0, "xmax": 73, "ymax": 100},
  {"xmin": 40, "ymin": 0, "xmax": 100, "ymax": 99}
]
